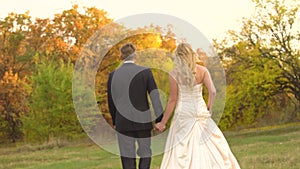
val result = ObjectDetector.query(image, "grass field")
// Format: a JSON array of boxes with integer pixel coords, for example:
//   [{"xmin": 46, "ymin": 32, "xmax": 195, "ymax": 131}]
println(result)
[{"xmin": 0, "ymin": 123, "xmax": 299, "ymax": 169}]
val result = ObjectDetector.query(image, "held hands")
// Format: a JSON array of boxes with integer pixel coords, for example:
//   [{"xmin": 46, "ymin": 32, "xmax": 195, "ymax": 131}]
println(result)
[
  {"xmin": 207, "ymin": 107, "xmax": 213, "ymax": 115},
  {"xmin": 154, "ymin": 122, "xmax": 166, "ymax": 132}
]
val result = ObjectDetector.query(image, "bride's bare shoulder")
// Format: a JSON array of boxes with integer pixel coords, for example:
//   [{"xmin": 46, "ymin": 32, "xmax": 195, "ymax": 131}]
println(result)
[
  {"xmin": 196, "ymin": 65, "xmax": 208, "ymax": 73},
  {"xmin": 169, "ymin": 70, "xmax": 176, "ymax": 76}
]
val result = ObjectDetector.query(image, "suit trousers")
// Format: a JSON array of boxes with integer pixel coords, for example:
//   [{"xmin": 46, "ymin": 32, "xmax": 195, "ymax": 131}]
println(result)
[{"xmin": 117, "ymin": 130, "xmax": 152, "ymax": 169}]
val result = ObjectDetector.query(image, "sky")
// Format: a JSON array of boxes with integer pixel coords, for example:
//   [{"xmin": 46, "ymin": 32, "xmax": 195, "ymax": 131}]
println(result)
[{"xmin": 0, "ymin": 0, "xmax": 256, "ymax": 42}]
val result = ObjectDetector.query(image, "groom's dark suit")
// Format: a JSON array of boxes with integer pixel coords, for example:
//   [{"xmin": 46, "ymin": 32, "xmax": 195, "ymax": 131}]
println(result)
[{"xmin": 107, "ymin": 61, "xmax": 163, "ymax": 169}]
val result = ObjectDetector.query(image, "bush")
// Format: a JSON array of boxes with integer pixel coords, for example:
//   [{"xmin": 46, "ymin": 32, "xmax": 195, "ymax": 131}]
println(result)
[{"xmin": 22, "ymin": 56, "xmax": 83, "ymax": 143}]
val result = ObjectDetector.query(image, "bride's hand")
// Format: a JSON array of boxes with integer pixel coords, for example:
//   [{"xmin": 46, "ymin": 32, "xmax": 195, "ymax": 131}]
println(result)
[
  {"xmin": 207, "ymin": 107, "xmax": 212, "ymax": 115},
  {"xmin": 155, "ymin": 122, "xmax": 166, "ymax": 132}
]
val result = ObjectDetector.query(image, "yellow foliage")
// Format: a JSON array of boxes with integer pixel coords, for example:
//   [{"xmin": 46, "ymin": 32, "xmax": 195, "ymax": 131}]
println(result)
[{"xmin": 2, "ymin": 69, "xmax": 19, "ymax": 86}]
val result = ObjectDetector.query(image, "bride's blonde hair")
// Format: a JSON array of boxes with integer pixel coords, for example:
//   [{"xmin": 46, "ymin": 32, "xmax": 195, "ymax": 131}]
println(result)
[{"xmin": 173, "ymin": 43, "xmax": 198, "ymax": 86}]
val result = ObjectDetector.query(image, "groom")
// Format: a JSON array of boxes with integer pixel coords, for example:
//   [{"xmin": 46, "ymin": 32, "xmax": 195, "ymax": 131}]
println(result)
[{"xmin": 107, "ymin": 43, "xmax": 163, "ymax": 169}]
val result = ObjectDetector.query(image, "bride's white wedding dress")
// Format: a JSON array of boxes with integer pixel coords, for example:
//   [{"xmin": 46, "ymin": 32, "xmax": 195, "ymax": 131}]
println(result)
[{"xmin": 160, "ymin": 84, "xmax": 240, "ymax": 169}]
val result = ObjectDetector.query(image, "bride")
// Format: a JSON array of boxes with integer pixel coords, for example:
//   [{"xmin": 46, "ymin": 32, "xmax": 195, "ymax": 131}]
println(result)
[{"xmin": 155, "ymin": 43, "xmax": 240, "ymax": 169}]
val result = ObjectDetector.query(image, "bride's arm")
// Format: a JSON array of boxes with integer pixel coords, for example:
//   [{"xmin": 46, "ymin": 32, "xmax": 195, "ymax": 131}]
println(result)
[
  {"xmin": 155, "ymin": 74, "xmax": 178, "ymax": 131},
  {"xmin": 203, "ymin": 68, "xmax": 216, "ymax": 113}
]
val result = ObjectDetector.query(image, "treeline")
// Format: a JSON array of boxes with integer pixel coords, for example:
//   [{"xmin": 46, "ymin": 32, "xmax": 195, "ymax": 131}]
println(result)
[
  {"xmin": 0, "ymin": 5, "xmax": 113, "ymax": 143},
  {"xmin": 0, "ymin": 0, "xmax": 299, "ymax": 144},
  {"xmin": 0, "ymin": 5, "xmax": 176, "ymax": 143}
]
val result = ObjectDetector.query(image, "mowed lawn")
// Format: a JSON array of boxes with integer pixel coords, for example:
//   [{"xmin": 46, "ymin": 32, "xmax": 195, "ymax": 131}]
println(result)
[{"xmin": 0, "ymin": 123, "xmax": 299, "ymax": 169}]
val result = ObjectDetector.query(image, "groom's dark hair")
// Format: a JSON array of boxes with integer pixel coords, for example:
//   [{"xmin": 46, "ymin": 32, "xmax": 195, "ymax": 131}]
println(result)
[{"xmin": 120, "ymin": 42, "xmax": 136, "ymax": 60}]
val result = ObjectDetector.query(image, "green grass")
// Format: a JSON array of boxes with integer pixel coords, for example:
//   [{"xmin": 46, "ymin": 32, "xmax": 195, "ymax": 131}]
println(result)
[{"xmin": 1, "ymin": 123, "xmax": 299, "ymax": 169}]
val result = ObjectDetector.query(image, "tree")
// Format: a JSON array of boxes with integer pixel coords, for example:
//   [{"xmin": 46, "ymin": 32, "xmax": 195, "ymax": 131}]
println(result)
[
  {"xmin": 214, "ymin": 0, "xmax": 300, "ymax": 129},
  {"xmin": 247, "ymin": 0, "xmax": 300, "ymax": 102},
  {"xmin": 27, "ymin": 5, "xmax": 112, "ymax": 63},
  {"xmin": 0, "ymin": 12, "xmax": 32, "ymax": 142}
]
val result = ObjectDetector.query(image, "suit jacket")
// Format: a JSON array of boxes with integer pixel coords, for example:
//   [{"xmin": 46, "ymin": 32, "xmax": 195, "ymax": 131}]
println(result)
[{"xmin": 107, "ymin": 62, "xmax": 163, "ymax": 132}]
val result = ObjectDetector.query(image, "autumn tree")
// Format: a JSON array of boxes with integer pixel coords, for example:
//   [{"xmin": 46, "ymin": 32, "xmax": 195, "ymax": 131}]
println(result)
[
  {"xmin": 27, "ymin": 5, "xmax": 112, "ymax": 63},
  {"xmin": 0, "ymin": 12, "xmax": 32, "ymax": 142}
]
